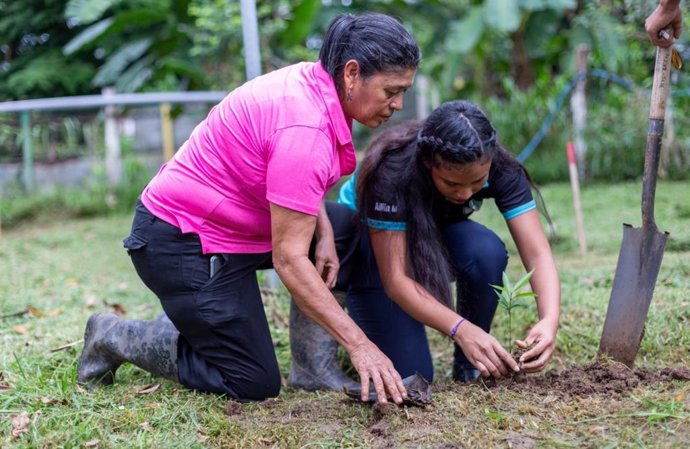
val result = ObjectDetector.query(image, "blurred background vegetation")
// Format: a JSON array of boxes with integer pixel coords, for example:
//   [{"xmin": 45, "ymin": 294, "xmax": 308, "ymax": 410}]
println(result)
[{"xmin": 0, "ymin": 0, "xmax": 688, "ymax": 226}]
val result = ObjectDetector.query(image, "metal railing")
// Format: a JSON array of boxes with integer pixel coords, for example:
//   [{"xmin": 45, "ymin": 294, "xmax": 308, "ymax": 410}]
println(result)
[{"xmin": 0, "ymin": 89, "xmax": 227, "ymax": 191}]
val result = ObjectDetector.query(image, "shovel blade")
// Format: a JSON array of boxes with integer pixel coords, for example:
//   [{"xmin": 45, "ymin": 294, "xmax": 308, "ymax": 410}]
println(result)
[{"xmin": 599, "ymin": 223, "xmax": 668, "ymax": 367}]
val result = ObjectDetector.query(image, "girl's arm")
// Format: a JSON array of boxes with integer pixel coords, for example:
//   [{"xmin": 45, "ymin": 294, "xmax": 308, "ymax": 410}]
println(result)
[
  {"xmin": 370, "ymin": 229, "xmax": 520, "ymax": 379},
  {"xmin": 506, "ymin": 209, "xmax": 561, "ymax": 372}
]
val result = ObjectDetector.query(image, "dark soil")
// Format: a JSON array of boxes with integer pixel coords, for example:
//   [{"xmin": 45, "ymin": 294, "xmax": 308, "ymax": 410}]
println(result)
[
  {"xmin": 511, "ymin": 341, "xmax": 538, "ymax": 368},
  {"xmin": 479, "ymin": 360, "xmax": 690, "ymax": 397}
]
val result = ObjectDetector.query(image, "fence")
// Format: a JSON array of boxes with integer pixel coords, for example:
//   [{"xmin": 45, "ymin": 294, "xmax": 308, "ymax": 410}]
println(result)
[{"xmin": 0, "ymin": 89, "xmax": 227, "ymax": 193}]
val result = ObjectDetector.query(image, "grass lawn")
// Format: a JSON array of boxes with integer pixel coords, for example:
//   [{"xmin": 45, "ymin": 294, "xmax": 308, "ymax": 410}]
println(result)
[{"xmin": 1, "ymin": 181, "xmax": 689, "ymax": 448}]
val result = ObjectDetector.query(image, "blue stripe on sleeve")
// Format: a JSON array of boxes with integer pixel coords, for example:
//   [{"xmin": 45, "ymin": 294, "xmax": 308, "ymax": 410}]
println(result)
[
  {"xmin": 503, "ymin": 200, "xmax": 536, "ymax": 220},
  {"xmin": 337, "ymin": 172, "xmax": 358, "ymax": 211},
  {"xmin": 366, "ymin": 218, "xmax": 407, "ymax": 231}
]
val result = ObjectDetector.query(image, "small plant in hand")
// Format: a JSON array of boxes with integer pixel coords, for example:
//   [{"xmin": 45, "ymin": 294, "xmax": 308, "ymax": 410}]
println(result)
[{"xmin": 491, "ymin": 270, "xmax": 536, "ymax": 364}]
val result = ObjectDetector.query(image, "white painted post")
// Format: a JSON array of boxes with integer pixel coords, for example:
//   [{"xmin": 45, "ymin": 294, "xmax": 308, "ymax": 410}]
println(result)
[
  {"xmin": 103, "ymin": 87, "xmax": 122, "ymax": 187},
  {"xmin": 567, "ymin": 141, "xmax": 587, "ymax": 255},
  {"xmin": 239, "ymin": 0, "xmax": 262, "ymax": 81},
  {"xmin": 415, "ymin": 75, "xmax": 430, "ymax": 119},
  {"xmin": 571, "ymin": 45, "xmax": 589, "ymax": 180}
]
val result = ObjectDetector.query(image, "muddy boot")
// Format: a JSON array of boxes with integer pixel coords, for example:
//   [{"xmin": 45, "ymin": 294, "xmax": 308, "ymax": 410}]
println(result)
[
  {"xmin": 287, "ymin": 291, "xmax": 359, "ymax": 391},
  {"xmin": 77, "ymin": 313, "xmax": 179, "ymax": 387}
]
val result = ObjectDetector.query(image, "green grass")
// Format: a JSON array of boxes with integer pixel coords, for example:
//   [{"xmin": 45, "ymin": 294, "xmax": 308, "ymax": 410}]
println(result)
[{"xmin": 1, "ymin": 181, "xmax": 689, "ymax": 448}]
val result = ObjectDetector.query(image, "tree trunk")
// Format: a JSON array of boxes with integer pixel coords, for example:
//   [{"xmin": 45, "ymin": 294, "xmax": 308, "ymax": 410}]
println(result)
[{"xmin": 511, "ymin": 27, "xmax": 535, "ymax": 91}]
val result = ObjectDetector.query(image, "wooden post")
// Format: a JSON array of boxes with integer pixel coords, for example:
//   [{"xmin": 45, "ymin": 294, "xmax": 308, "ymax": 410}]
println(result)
[
  {"xmin": 20, "ymin": 111, "xmax": 35, "ymax": 192},
  {"xmin": 567, "ymin": 141, "xmax": 587, "ymax": 255},
  {"xmin": 571, "ymin": 44, "xmax": 589, "ymax": 180},
  {"xmin": 103, "ymin": 87, "xmax": 122, "ymax": 187},
  {"xmin": 160, "ymin": 103, "xmax": 175, "ymax": 161}
]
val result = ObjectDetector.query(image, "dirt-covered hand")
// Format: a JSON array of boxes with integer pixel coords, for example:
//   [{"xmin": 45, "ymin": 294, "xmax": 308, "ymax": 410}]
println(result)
[
  {"xmin": 515, "ymin": 318, "xmax": 558, "ymax": 372},
  {"xmin": 454, "ymin": 321, "xmax": 519, "ymax": 378},
  {"xmin": 348, "ymin": 342, "xmax": 407, "ymax": 404},
  {"xmin": 314, "ymin": 233, "xmax": 339, "ymax": 289}
]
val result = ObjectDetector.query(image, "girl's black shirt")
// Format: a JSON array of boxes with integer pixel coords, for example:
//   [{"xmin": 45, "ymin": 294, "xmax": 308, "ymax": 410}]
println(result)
[{"xmin": 359, "ymin": 155, "xmax": 535, "ymax": 231}]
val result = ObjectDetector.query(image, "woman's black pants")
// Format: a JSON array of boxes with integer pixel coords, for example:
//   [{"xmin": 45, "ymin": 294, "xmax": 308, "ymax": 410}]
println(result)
[{"xmin": 123, "ymin": 200, "xmax": 357, "ymax": 401}]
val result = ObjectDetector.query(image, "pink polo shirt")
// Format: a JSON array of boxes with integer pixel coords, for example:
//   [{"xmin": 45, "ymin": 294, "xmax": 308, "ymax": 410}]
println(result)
[{"xmin": 140, "ymin": 62, "xmax": 356, "ymax": 254}]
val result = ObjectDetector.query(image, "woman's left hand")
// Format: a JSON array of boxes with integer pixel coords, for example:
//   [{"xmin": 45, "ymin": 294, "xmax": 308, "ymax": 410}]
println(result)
[
  {"xmin": 514, "ymin": 319, "xmax": 558, "ymax": 373},
  {"xmin": 314, "ymin": 234, "xmax": 339, "ymax": 289}
]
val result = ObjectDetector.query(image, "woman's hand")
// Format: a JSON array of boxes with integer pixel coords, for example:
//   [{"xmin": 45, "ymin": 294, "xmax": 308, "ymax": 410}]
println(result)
[
  {"xmin": 314, "ymin": 233, "xmax": 339, "ymax": 289},
  {"xmin": 314, "ymin": 202, "xmax": 339, "ymax": 289},
  {"xmin": 348, "ymin": 341, "xmax": 407, "ymax": 404},
  {"xmin": 514, "ymin": 318, "xmax": 558, "ymax": 373},
  {"xmin": 454, "ymin": 321, "xmax": 519, "ymax": 378}
]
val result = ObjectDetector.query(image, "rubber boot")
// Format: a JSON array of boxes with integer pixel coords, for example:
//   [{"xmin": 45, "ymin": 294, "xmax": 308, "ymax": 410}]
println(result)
[
  {"xmin": 287, "ymin": 291, "xmax": 359, "ymax": 391},
  {"xmin": 154, "ymin": 311, "xmax": 174, "ymax": 326},
  {"xmin": 453, "ymin": 364, "xmax": 482, "ymax": 383},
  {"xmin": 77, "ymin": 313, "xmax": 179, "ymax": 387}
]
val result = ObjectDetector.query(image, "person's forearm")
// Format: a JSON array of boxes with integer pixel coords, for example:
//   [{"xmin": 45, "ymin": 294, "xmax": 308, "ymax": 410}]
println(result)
[
  {"xmin": 525, "ymin": 254, "xmax": 560, "ymax": 325},
  {"xmin": 274, "ymin": 251, "xmax": 368, "ymax": 352},
  {"xmin": 383, "ymin": 275, "xmax": 461, "ymax": 337},
  {"xmin": 315, "ymin": 201, "xmax": 334, "ymax": 241}
]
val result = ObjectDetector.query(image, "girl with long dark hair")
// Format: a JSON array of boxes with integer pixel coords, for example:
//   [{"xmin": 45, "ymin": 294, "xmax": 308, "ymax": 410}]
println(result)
[{"xmin": 339, "ymin": 100, "xmax": 560, "ymax": 382}]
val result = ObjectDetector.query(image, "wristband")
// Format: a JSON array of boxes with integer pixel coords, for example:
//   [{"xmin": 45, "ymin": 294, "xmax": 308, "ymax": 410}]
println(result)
[{"xmin": 449, "ymin": 317, "xmax": 466, "ymax": 339}]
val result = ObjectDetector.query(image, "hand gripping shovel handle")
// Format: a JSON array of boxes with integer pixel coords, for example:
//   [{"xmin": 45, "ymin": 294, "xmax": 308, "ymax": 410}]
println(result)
[{"xmin": 643, "ymin": 40, "xmax": 672, "ymax": 228}]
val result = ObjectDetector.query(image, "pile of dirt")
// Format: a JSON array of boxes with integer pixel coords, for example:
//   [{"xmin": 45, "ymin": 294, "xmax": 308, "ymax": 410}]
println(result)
[{"xmin": 481, "ymin": 361, "xmax": 690, "ymax": 397}]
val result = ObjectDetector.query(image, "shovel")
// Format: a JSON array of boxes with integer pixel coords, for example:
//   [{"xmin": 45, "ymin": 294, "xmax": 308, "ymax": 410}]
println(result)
[{"xmin": 598, "ymin": 36, "xmax": 673, "ymax": 368}]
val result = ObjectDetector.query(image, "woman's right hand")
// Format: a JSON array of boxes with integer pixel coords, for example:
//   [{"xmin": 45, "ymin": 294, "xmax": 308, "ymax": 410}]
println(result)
[
  {"xmin": 348, "ymin": 341, "xmax": 408, "ymax": 404},
  {"xmin": 454, "ymin": 321, "xmax": 519, "ymax": 378}
]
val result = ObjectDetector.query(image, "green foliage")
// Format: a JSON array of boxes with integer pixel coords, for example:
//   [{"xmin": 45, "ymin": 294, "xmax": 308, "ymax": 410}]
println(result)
[
  {"xmin": 0, "ymin": 112, "xmax": 102, "ymax": 164},
  {"xmin": 491, "ymin": 270, "xmax": 535, "ymax": 347},
  {"xmin": 65, "ymin": 0, "xmax": 116, "ymax": 24},
  {"xmin": 481, "ymin": 75, "xmax": 572, "ymax": 183},
  {"xmin": 278, "ymin": 0, "xmax": 321, "ymax": 47},
  {"xmin": 64, "ymin": 0, "xmax": 206, "ymax": 92},
  {"xmin": 3, "ymin": 50, "xmax": 95, "ymax": 99},
  {"xmin": 187, "ymin": 0, "xmax": 321, "ymax": 90},
  {"xmin": 0, "ymin": 0, "xmax": 100, "ymax": 100},
  {"xmin": 584, "ymin": 87, "xmax": 648, "ymax": 181}
]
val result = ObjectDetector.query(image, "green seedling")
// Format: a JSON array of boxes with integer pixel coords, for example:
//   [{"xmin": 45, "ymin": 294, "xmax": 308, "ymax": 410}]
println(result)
[{"xmin": 491, "ymin": 269, "xmax": 536, "ymax": 348}]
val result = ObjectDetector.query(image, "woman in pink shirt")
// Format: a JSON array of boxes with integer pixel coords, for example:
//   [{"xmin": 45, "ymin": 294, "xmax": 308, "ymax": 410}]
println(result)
[{"xmin": 77, "ymin": 13, "xmax": 419, "ymax": 404}]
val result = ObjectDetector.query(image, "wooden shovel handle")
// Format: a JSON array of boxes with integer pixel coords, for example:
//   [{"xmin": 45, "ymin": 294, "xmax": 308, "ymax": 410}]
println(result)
[
  {"xmin": 649, "ymin": 36, "xmax": 673, "ymax": 119},
  {"xmin": 643, "ymin": 29, "xmax": 673, "ymax": 228}
]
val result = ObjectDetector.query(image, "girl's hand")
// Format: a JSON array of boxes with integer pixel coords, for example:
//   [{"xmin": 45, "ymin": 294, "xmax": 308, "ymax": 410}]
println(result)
[
  {"xmin": 514, "ymin": 319, "xmax": 558, "ymax": 372},
  {"xmin": 455, "ymin": 321, "xmax": 520, "ymax": 378},
  {"xmin": 348, "ymin": 341, "xmax": 407, "ymax": 404}
]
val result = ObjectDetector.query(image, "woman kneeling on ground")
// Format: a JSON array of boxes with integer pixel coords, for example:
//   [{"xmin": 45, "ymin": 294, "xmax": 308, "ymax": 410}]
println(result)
[
  {"xmin": 338, "ymin": 100, "xmax": 561, "ymax": 382},
  {"xmin": 77, "ymin": 12, "xmax": 420, "ymax": 404}
]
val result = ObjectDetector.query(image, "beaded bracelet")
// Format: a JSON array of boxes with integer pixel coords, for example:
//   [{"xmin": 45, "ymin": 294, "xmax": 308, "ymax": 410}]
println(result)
[{"xmin": 449, "ymin": 317, "xmax": 466, "ymax": 339}]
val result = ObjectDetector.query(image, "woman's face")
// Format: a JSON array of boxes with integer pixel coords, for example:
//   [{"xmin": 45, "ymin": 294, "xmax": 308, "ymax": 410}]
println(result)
[
  {"xmin": 341, "ymin": 63, "xmax": 416, "ymax": 128},
  {"xmin": 430, "ymin": 158, "xmax": 491, "ymax": 205}
]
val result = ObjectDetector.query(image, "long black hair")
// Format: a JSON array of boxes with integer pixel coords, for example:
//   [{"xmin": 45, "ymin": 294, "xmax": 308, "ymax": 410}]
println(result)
[
  {"xmin": 357, "ymin": 100, "xmax": 545, "ymax": 307},
  {"xmin": 319, "ymin": 13, "xmax": 420, "ymax": 94}
]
